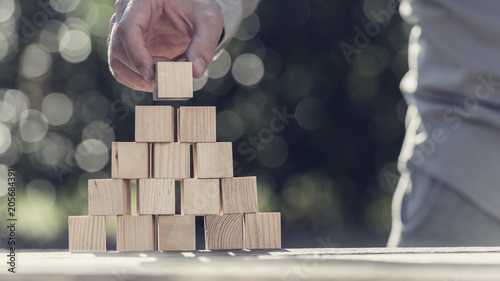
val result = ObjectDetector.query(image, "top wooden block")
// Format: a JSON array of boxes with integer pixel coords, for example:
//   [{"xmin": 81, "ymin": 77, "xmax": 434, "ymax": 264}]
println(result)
[
  {"xmin": 153, "ymin": 62, "xmax": 193, "ymax": 101},
  {"xmin": 135, "ymin": 106, "xmax": 174, "ymax": 143}
]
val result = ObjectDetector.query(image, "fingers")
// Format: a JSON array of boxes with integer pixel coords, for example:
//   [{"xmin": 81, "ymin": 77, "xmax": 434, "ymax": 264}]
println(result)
[
  {"xmin": 184, "ymin": 10, "xmax": 224, "ymax": 78},
  {"xmin": 116, "ymin": 0, "xmax": 155, "ymax": 81},
  {"xmin": 110, "ymin": 56, "xmax": 153, "ymax": 92}
]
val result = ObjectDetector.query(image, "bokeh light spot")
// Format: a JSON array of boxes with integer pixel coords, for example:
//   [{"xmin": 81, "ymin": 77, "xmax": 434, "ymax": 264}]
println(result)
[
  {"xmin": 207, "ymin": 49, "xmax": 232, "ymax": 79},
  {"xmin": 0, "ymin": 122, "xmax": 12, "ymax": 154},
  {"xmin": 295, "ymin": 98, "xmax": 326, "ymax": 130},
  {"xmin": 232, "ymin": 53, "xmax": 264, "ymax": 87},
  {"xmin": 19, "ymin": 110, "xmax": 49, "ymax": 143},
  {"xmin": 82, "ymin": 121, "xmax": 115, "ymax": 147},
  {"xmin": 19, "ymin": 44, "xmax": 52, "ymax": 79},
  {"xmin": 39, "ymin": 20, "xmax": 65, "ymax": 53},
  {"xmin": 0, "ymin": 164, "xmax": 9, "ymax": 197},
  {"xmin": 86, "ymin": 4, "xmax": 115, "ymax": 37},
  {"xmin": 35, "ymin": 133, "xmax": 74, "ymax": 168},
  {"xmin": 193, "ymin": 73, "xmax": 209, "ymax": 91},
  {"xmin": 217, "ymin": 111, "xmax": 245, "ymax": 141},
  {"xmin": 42, "ymin": 92, "xmax": 74, "ymax": 126},
  {"xmin": 0, "ymin": 0, "xmax": 15, "ymax": 23},
  {"xmin": 75, "ymin": 139, "xmax": 109, "ymax": 172},
  {"xmin": 0, "ymin": 89, "xmax": 30, "ymax": 125},
  {"xmin": 50, "ymin": 0, "xmax": 80, "ymax": 13},
  {"xmin": 59, "ymin": 29, "xmax": 91, "ymax": 63},
  {"xmin": 235, "ymin": 13, "xmax": 260, "ymax": 41},
  {"xmin": 27, "ymin": 179, "xmax": 57, "ymax": 211}
]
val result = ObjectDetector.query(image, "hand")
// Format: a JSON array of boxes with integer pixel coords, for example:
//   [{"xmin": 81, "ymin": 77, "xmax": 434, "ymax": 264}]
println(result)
[{"xmin": 108, "ymin": 0, "xmax": 224, "ymax": 92}]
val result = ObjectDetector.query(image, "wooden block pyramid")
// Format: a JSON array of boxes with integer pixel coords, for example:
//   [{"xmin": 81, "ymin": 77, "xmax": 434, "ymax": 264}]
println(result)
[{"xmin": 69, "ymin": 62, "xmax": 281, "ymax": 252}]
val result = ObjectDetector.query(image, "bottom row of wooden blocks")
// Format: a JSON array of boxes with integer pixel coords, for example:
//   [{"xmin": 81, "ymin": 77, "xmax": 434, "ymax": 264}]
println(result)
[{"xmin": 68, "ymin": 213, "xmax": 281, "ymax": 252}]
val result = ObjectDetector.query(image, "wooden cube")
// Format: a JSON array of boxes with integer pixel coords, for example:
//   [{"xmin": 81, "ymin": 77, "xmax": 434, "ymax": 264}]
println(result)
[
  {"xmin": 153, "ymin": 143, "xmax": 190, "ymax": 179},
  {"xmin": 205, "ymin": 214, "xmax": 243, "ymax": 250},
  {"xmin": 88, "ymin": 179, "xmax": 131, "ymax": 216},
  {"xmin": 182, "ymin": 179, "xmax": 220, "ymax": 215},
  {"xmin": 158, "ymin": 215, "xmax": 196, "ymax": 251},
  {"xmin": 177, "ymin": 106, "xmax": 216, "ymax": 143},
  {"xmin": 194, "ymin": 143, "xmax": 233, "ymax": 178},
  {"xmin": 153, "ymin": 62, "xmax": 193, "ymax": 101},
  {"xmin": 137, "ymin": 179, "xmax": 175, "ymax": 215},
  {"xmin": 135, "ymin": 106, "xmax": 174, "ymax": 142},
  {"xmin": 116, "ymin": 215, "xmax": 156, "ymax": 251},
  {"xmin": 244, "ymin": 213, "xmax": 281, "ymax": 249},
  {"xmin": 221, "ymin": 177, "xmax": 258, "ymax": 214},
  {"xmin": 68, "ymin": 216, "xmax": 106, "ymax": 252},
  {"xmin": 111, "ymin": 142, "xmax": 149, "ymax": 179}
]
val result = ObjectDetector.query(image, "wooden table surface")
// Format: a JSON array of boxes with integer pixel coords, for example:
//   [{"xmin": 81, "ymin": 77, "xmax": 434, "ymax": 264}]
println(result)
[{"xmin": 4, "ymin": 247, "xmax": 500, "ymax": 280}]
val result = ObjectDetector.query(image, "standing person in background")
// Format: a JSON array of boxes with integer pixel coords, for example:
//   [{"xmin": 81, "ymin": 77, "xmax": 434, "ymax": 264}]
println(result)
[
  {"xmin": 387, "ymin": 0, "xmax": 500, "ymax": 246},
  {"xmin": 107, "ymin": 0, "xmax": 500, "ymax": 247}
]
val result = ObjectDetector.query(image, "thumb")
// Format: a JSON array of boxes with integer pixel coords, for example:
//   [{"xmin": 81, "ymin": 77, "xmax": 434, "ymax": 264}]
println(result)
[{"xmin": 184, "ymin": 16, "xmax": 224, "ymax": 78}]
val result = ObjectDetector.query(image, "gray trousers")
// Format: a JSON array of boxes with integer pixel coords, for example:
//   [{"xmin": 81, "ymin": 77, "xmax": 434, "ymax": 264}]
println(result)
[{"xmin": 388, "ymin": 169, "xmax": 500, "ymax": 247}]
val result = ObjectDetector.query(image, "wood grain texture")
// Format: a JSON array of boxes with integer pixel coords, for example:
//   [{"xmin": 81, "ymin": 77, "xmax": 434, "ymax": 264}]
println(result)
[
  {"xmin": 158, "ymin": 215, "xmax": 196, "ymax": 251},
  {"xmin": 244, "ymin": 213, "xmax": 281, "ymax": 249},
  {"xmin": 204, "ymin": 214, "xmax": 243, "ymax": 250},
  {"xmin": 182, "ymin": 179, "xmax": 220, "ymax": 215},
  {"xmin": 153, "ymin": 62, "xmax": 193, "ymax": 101},
  {"xmin": 137, "ymin": 179, "xmax": 175, "ymax": 215},
  {"xmin": 111, "ymin": 142, "xmax": 149, "ymax": 179},
  {"xmin": 194, "ymin": 143, "xmax": 233, "ymax": 179},
  {"xmin": 135, "ymin": 106, "xmax": 174, "ymax": 142},
  {"xmin": 153, "ymin": 143, "xmax": 190, "ymax": 179},
  {"xmin": 177, "ymin": 106, "xmax": 216, "ymax": 143},
  {"xmin": 88, "ymin": 179, "xmax": 131, "ymax": 216},
  {"xmin": 221, "ymin": 177, "xmax": 258, "ymax": 214},
  {"xmin": 116, "ymin": 215, "xmax": 156, "ymax": 252},
  {"xmin": 68, "ymin": 216, "xmax": 106, "ymax": 252}
]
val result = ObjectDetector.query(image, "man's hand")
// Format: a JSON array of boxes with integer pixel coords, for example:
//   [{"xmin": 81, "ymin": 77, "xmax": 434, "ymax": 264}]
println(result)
[{"xmin": 108, "ymin": 0, "xmax": 224, "ymax": 92}]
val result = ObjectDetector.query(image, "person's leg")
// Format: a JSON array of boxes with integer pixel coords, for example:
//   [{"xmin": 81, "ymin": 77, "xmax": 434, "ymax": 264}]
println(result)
[{"xmin": 388, "ymin": 169, "xmax": 500, "ymax": 247}]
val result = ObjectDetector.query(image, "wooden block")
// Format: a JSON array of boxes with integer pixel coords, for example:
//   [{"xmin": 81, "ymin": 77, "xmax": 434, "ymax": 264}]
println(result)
[
  {"xmin": 153, "ymin": 62, "xmax": 193, "ymax": 101},
  {"xmin": 153, "ymin": 143, "xmax": 190, "ymax": 179},
  {"xmin": 158, "ymin": 215, "xmax": 196, "ymax": 251},
  {"xmin": 137, "ymin": 179, "xmax": 175, "ymax": 215},
  {"xmin": 116, "ymin": 215, "xmax": 156, "ymax": 251},
  {"xmin": 177, "ymin": 106, "xmax": 216, "ymax": 143},
  {"xmin": 135, "ymin": 106, "xmax": 174, "ymax": 142},
  {"xmin": 88, "ymin": 179, "xmax": 131, "ymax": 216},
  {"xmin": 68, "ymin": 216, "xmax": 106, "ymax": 252},
  {"xmin": 111, "ymin": 142, "xmax": 149, "ymax": 179},
  {"xmin": 194, "ymin": 143, "xmax": 233, "ymax": 178},
  {"xmin": 182, "ymin": 179, "xmax": 220, "ymax": 215},
  {"xmin": 204, "ymin": 214, "xmax": 243, "ymax": 250},
  {"xmin": 244, "ymin": 213, "xmax": 281, "ymax": 249},
  {"xmin": 221, "ymin": 177, "xmax": 258, "ymax": 214}
]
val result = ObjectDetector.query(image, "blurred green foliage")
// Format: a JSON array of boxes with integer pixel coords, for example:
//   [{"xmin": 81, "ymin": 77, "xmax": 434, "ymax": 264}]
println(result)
[{"xmin": 0, "ymin": 0, "xmax": 409, "ymax": 248}]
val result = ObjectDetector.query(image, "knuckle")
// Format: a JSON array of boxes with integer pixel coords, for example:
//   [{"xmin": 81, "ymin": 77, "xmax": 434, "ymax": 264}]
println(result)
[
  {"xmin": 115, "ymin": 22, "xmax": 127, "ymax": 37},
  {"xmin": 110, "ymin": 40, "xmax": 122, "ymax": 56},
  {"xmin": 109, "ymin": 57, "xmax": 121, "ymax": 72}
]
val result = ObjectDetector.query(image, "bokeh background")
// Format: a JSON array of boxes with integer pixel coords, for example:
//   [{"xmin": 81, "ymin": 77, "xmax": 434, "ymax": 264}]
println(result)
[{"xmin": 0, "ymin": 0, "xmax": 409, "ymax": 249}]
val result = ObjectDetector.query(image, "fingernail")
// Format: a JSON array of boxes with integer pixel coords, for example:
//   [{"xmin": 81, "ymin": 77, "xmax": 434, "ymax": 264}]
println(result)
[
  {"xmin": 193, "ymin": 58, "xmax": 206, "ymax": 77},
  {"xmin": 139, "ymin": 66, "xmax": 153, "ymax": 82}
]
